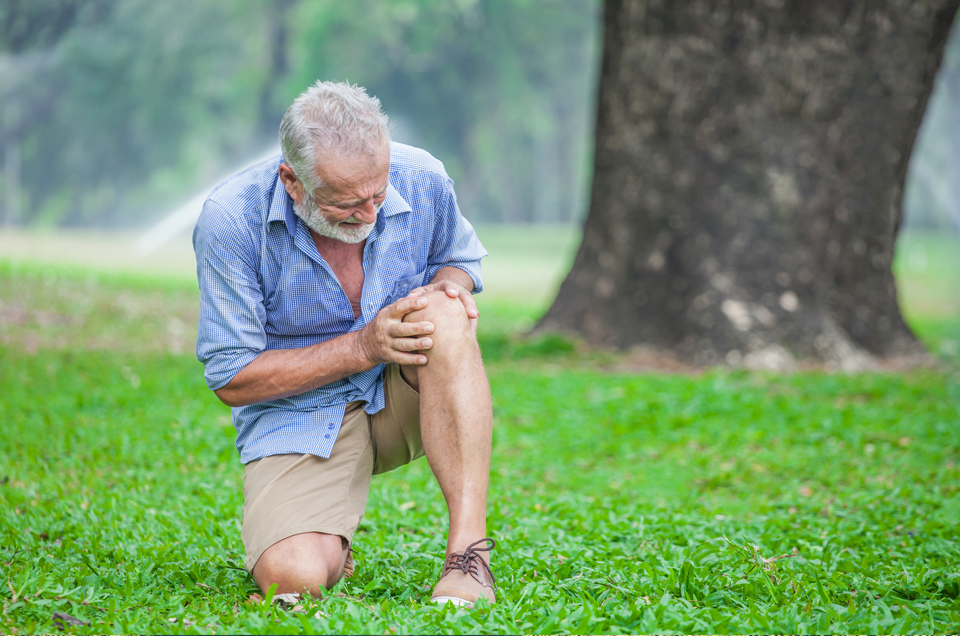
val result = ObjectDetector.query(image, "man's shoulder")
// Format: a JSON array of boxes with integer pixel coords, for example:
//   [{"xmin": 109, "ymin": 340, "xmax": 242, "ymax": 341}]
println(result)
[
  {"xmin": 194, "ymin": 153, "xmax": 282, "ymax": 254},
  {"xmin": 389, "ymin": 142, "xmax": 450, "ymax": 184},
  {"xmin": 204, "ymin": 153, "xmax": 283, "ymax": 221}
]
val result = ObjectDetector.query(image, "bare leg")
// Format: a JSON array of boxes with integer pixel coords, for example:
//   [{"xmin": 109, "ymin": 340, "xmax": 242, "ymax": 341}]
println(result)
[
  {"xmin": 252, "ymin": 532, "xmax": 346, "ymax": 597},
  {"xmin": 401, "ymin": 291, "xmax": 493, "ymax": 562}
]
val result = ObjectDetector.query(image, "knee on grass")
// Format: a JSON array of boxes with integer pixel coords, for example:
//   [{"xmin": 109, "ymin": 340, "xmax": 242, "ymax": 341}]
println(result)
[
  {"xmin": 254, "ymin": 555, "xmax": 342, "ymax": 597},
  {"xmin": 252, "ymin": 534, "xmax": 346, "ymax": 597}
]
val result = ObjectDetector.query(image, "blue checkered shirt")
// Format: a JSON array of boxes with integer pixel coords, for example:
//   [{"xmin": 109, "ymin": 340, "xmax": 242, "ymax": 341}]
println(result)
[{"xmin": 193, "ymin": 143, "xmax": 487, "ymax": 463}]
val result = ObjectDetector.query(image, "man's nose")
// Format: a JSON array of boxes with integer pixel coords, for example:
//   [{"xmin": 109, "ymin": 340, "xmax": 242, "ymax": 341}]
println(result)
[{"xmin": 353, "ymin": 199, "xmax": 379, "ymax": 223}]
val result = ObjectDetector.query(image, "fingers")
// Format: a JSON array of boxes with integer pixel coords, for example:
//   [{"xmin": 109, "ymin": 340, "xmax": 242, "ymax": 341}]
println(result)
[
  {"xmin": 457, "ymin": 289, "xmax": 480, "ymax": 319},
  {"xmin": 390, "ymin": 335, "xmax": 433, "ymax": 351},
  {"xmin": 387, "ymin": 321, "xmax": 434, "ymax": 338},
  {"xmin": 389, "ymin": 295, "xmax": 428, "ymax": 318},
  {"xmin": 388, "ymin": 351, "xmax": 429, "ymax": 366}
]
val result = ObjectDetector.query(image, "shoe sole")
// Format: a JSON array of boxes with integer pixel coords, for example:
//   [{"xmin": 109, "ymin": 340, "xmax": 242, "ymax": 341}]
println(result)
[{"xmin": 431, "ymin": 596, "xmax": 475, "ymax": 608}]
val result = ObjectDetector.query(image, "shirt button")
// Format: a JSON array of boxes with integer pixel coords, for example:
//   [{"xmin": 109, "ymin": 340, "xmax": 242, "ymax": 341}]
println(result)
[
  {"xmin": 324, "ymin": 434, "xmax": 331, "ymax": 439},
  {"xmin": 368, "ymin": 302, "xmax": 374, "ymax": 310},
  {"xmin": 327, "ymin": 423, "xmax": 335, "ymax": 430}
]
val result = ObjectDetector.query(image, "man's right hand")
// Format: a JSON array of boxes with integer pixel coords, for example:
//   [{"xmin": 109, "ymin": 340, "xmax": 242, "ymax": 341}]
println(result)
[{"xmin": 356, "ymin": 296, "xmax": 436, "ymax": 367}]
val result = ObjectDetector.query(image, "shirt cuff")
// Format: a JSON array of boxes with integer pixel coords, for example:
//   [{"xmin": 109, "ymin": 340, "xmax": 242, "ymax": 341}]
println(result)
[{"xmin": 203, "ymin": 349, "xmax": 262, "ymax": 391}]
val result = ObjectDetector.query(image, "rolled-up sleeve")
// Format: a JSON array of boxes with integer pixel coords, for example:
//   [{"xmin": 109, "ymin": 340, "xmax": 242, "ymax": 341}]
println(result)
[
  {"xmin": 424, "ymin": 177, "xmax": 487, "ymax": 293},
  {"xmin": 193, "ymin": 200, "xmax": 266, "ymax": 391}
]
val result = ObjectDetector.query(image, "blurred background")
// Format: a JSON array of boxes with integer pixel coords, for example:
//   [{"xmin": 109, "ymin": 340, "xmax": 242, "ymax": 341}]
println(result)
[
  {"xmin": 0, "ymin": 0, "xmax": 599, "ymax": 229},
  {"xmin": 0, "ymin": 0, "xmax": 958, "ymax": 353}
]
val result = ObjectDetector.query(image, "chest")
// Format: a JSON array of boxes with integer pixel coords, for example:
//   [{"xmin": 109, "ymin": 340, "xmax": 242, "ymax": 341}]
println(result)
[
  {"xmin": 259, "ymin": 217, "xmax": 430, "ymax": 337},
  {"xmin": 312, "ymin": 233, "xmax": 365, "ymax": 317}
]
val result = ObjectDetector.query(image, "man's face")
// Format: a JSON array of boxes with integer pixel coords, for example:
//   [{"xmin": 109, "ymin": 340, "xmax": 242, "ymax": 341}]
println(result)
[{"xmin": 294, "ymin": 146, "xmax": 390, "ymax": 244}]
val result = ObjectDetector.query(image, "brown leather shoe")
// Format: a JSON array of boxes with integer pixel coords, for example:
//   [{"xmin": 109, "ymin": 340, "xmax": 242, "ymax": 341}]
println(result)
[{"xmin": 430, "ymin": 538, "xmax": 496, "ymax": 608}]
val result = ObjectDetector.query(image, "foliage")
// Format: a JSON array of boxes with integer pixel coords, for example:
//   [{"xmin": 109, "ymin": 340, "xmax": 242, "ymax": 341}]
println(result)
[
  {"xmin": 0, "ymin": 0, "xmax": 598, "ymax": 228},
  {"xmin": 1, "ymin": 0, "xmax": 271, "ymax": 227},
  {"xmin": 1, "ymin": 264, "xmax": 959, "ymax": 634},
  {"xmin": 285, "ymin": 0, "xmax": 598, "ymax": 223}
]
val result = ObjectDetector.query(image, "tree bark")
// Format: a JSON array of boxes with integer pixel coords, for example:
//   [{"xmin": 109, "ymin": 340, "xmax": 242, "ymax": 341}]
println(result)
[{"xmin": 539, "ymin": 0, "xmax": 959, "ymax": 370}]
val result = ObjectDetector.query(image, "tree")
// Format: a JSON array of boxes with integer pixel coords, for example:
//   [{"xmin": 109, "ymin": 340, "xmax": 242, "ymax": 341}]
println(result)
[
  {"xmin": 2, "ymin": 0, "xmax": 601, "ymax": 228},
  {"xmin": 539, "ymin": 0, "xmax": 960, "ymax": 370},
  {"xmin": 1, "ymin": 0, "xmax": 282, "ymax": 228}
]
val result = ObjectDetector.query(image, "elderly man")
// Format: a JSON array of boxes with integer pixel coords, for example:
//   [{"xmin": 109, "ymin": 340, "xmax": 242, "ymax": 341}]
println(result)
[{"xmin": 193, "ymin": 81, "xmax": 496, "ymax": 607}]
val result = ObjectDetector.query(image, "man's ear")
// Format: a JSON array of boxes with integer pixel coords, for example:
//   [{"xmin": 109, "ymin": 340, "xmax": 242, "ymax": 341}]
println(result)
[{"xmin": 278, "ymin": 163, "xmax": 304, "ymax": 204}]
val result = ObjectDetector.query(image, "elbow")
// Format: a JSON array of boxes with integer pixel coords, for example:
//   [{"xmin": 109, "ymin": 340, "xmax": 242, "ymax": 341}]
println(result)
[{"xmin": 214, "ymin": 387, "xmax": 246, "ymax": 408}]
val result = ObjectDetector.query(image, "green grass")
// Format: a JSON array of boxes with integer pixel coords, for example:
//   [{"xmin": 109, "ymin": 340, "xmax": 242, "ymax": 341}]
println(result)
[
  {"xmin": 1, "ymin": 229, "xmax": 959, "ymax": 634},
  {"xmin": 473, "ymin": 224, "xmax": 580, "ymax": 306}
]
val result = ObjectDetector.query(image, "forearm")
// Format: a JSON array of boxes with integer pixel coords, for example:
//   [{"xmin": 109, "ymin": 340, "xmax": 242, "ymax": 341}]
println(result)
[
  {"xmin": 214, "ymin": 331, "xmax": 372, "ymax": 407},
  {"xmin": 431, "ymin": 266, "xmax": 475, "ymax": 292}
]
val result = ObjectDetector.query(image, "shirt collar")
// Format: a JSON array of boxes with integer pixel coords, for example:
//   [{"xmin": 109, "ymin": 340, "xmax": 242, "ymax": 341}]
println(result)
[
  {"xmin": 381, "ymin": 183, "xmax": 411, "ymax": 217},
  {"xmin": 267, "ymin": 161, "xmax": 299, "ymax": 238}
]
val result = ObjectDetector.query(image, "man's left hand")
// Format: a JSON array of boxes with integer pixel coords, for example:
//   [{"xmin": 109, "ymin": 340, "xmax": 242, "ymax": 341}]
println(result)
[{"xmin": 407, "ymin": 278, "xmax": 479, "ymax": 333}]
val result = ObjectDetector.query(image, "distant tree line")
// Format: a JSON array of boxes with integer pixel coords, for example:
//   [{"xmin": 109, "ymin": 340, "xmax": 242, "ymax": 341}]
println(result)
[
  {"xmin": 0, "ymin": 0, "xmax": 599, "ymax": 228},
  {"xmin": 0, "ymin": 0, "xmax": 955, "ymax": 232}
]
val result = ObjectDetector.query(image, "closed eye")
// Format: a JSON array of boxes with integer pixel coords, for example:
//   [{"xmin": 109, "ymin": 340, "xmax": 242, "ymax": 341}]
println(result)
[{"xmin": 327, "ymin": 185, "xmax": 388, "ymax": 210}]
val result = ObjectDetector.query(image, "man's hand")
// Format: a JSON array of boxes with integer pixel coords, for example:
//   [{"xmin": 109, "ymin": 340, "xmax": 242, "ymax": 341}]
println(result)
[
  {"xmin": 407, "ymin": 267, "xmax": 479, "ymax": 336},
  {"xmin": 408, "ymin": 279, "xmax": 478, "ymax": 317},
  {"xmin": 407, "ymin": 279, "xmax": 478, "ymax": 336},
  {"xmin": 356, "ymin": 296, "xmax": 436, "ymax": 367}
]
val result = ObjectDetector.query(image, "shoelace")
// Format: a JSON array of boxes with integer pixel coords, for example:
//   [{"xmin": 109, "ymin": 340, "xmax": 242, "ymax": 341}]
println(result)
[{"xmin": 442, "ymin": 538, "xmax": 496, "ymax": 585}]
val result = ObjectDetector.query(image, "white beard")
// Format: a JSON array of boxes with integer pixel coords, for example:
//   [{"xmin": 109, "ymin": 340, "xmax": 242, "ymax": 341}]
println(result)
[{"xmin": 293, "ymin": 195, "xmax": 377, "ymax": 244}]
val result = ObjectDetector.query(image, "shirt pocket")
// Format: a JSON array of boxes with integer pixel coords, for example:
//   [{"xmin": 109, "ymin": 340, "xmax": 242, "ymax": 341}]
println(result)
[{"xmin": 389, "ymin": 271, "xmax": 426, "ymax": 303}]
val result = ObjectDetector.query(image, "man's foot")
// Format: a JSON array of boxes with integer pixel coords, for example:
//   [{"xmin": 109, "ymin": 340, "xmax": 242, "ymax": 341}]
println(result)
[
  {"xmin": 342, "ymin": 547, "xmax": 354, "ymax": 578},
  {"xmin": 430, "ymin": 538, "xmax": 496, "ymax": 608}
]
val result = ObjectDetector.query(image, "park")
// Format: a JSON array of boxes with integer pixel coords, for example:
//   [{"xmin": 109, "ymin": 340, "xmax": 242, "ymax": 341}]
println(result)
[{"xmin": 2, "ymin": 1, "xmax": 960, "ymax": 634}]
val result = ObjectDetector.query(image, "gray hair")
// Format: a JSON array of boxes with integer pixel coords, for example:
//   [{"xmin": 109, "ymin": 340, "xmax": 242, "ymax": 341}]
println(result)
[{"xmin": 279, "ymin": 80, "xmax": 391, "ymax": 192}]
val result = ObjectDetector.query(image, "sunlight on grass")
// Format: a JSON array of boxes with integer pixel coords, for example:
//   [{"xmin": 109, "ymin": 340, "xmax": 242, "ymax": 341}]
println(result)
[
  {"xmin": 2, "ymin": 337, "xmax": 957, "ymax": 633},
  {"xmin": 1, "ymin": 228, "xmax": 958, "ymax": 633}
]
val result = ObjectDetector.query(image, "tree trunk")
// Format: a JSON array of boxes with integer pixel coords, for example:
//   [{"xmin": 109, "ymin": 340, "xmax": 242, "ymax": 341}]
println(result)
[{"xmin": 539, "ymin": 0, "xmax": 959, "ymax": 370}]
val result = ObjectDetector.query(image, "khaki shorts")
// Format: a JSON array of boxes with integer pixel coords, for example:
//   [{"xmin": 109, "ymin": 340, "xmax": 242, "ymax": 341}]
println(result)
[{"xmin": 241, "ymin": 364, "xmax": 423, "ymax": 571}]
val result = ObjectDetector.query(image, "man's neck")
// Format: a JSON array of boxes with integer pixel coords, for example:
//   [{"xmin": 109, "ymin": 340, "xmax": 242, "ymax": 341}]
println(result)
[
  {"xmin": 310, "ymin": 230, "xmax": 366, "ymax": 319},
  {"xmin": 311, "ymin": 231, "xmax": 366, "ymax": 260}
]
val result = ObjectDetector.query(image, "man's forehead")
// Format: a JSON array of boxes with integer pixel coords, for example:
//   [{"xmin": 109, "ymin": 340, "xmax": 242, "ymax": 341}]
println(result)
[{"xmin": 315, "ymin": 147, "xmax": 389, "ymax": 184}]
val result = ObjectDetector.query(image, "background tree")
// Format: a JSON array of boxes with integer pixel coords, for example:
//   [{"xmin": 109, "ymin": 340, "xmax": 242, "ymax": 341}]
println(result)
[
  {"xmin": 539, "ymin": 0, "xmax": 960, "ymax": 369},
  {"xmin": 1, "ymin": 0, "xmax": 271, "ymax": 227}
]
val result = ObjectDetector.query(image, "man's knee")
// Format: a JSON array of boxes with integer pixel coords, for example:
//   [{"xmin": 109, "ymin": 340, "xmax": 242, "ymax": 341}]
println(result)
[
  {"xmin": 404, "ymin": 290, "xmax": 472, "ymax": 337},
  {"xmin": 255, "ymin": 561, "xmax": 340, "ymax": 597},
  {"xmin": 252, "ymin": 533, "xmax": 345, "ymax": 596}
]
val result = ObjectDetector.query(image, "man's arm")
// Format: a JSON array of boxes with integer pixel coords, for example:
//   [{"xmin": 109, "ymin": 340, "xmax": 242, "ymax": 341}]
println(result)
[{"xmin": 214, "ymin": 295, "xmax": 436, "ymax": 407}]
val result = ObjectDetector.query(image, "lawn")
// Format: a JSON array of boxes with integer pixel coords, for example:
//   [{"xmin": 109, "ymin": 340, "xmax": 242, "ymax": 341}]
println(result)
[{"xmin": 0, "ymin": 228, "xmax": 958, "ymax": 634}]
